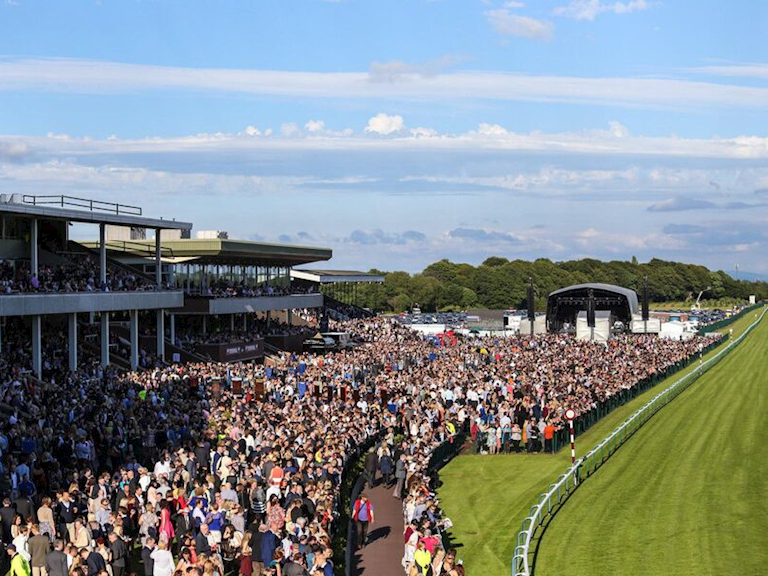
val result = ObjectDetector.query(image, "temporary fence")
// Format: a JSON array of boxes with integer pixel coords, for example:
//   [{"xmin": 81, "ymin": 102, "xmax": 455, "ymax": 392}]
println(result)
[{"xmin": 511, "ymin": 305, "xmax": 766, "ymax": 576}]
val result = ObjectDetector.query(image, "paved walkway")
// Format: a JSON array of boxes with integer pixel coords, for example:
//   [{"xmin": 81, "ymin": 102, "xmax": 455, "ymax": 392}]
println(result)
[{"xmin": 351, "ymin": 473, "xmax": 404, "ymax": 576}]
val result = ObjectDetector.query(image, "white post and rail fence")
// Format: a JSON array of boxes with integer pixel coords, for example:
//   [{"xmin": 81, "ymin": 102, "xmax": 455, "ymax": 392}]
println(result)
[{"xmin": 510, "ymin": 305, "xmax": 767, "ymax": 576}]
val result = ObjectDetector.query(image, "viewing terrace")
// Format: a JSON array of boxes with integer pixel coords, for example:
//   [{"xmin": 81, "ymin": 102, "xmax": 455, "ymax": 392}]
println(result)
[{"xmin": 0, "ymin": 194, "xmax": 192, "ymax": 375}]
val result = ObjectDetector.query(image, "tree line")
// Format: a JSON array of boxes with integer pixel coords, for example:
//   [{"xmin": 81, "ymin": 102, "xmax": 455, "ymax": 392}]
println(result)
[{"xmin": 346, "ymin": 257, "xmax": 768, "ymax": 313}]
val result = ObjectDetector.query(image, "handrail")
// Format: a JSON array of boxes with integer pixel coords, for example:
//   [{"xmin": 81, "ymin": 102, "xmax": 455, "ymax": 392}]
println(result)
[
  {"xmin": 510, "ymin": 305, "xmax": 767, "ymax": 576},
  {"xmin": 104, "ymin": 239, "xmax": 175, "ymax": 258},
  {"xmin": 21, "ymin": 194, "xmax": 142, "ymax": 216}
]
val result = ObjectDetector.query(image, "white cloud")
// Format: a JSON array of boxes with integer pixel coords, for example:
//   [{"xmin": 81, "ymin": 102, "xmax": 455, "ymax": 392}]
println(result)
[
  {"xmin": 368, "ymin": 55, "xmax": 468, "ymax": 83},
  {"xmin": 485, "ymin": 9, "xmax": 554, "ymax": 41},
  {"xmin": 609, "ymin": 121, "xmax": 630, "ymax": 138},
  {"xmin": 504, "ymin": 1, "xmax": 526, "ymax": 7},
  {"xmin": 304, "ymin": 119, "xmax": 325, "ymax": 133},
  {"xmin": 3, "ymin": 57, "xmax": 768, "ymax": 111},
  {"xmin": 5, "ymin": 121, "xmax": 768, "ymax": 161},
  {"xmin": 477, "ymin": 123, "xmax": 509, "ymax": 136},
  {"xmin": 244, "ymin": 126, "xmax": 261, "ymax": 137},
  {"xmin": 554, "ymin": 0, "xmax": 650, "ymax": 21},
  {"xmin": 280, "ymin": 122, "xmax": 300, "ymax": 137},
  {"xmin": 686, "ymin": 63, "xmax": 768, "ymax": 80},
  {"xmin": 365, "ymin": 113, "xmax": 405, "ymax": 135},
  {"xmin": 410, "ymin": 127, "xmax": 438, "ymax": 138}
]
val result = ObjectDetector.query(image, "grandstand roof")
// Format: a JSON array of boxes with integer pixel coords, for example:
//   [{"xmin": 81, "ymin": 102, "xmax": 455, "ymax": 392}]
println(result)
[
  {"xmin": 290, "ymin": 269, "xmax": 385, "ymax": 284},
  {"xmin": 549, "ymin": 283, "xmax": 639, "ymax": 315},
  {"xmin": 93, "ymin": 238, "xmax": 332, "ymax": 266},
  {"xmin": 0, "ymin": 194, "xmax": 192, "ymax": 230}
]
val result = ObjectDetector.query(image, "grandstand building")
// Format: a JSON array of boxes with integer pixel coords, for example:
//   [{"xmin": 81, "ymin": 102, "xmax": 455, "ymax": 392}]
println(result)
[
  {"xmin": 93, "ymin": 235, "xmax": 334, "ymax": 362},
  {"xmin": 0, "ymin": 194, "xmax": 191, "ymax": 376}
]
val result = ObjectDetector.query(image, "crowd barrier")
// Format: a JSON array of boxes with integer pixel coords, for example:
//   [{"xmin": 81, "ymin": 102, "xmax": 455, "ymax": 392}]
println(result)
[{"xmin": 510, "ymin": 305, "xmax": 766, "ymax": 576}]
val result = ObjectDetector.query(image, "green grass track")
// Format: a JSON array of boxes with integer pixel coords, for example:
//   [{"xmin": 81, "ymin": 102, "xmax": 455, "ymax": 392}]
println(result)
[
  {"xmin": 437, "ymin": 307, "xmax": 766, "ymax": 576},
  {"xmin": 535, "ymin": 311, "xmax": 768, "ymax": 576}
]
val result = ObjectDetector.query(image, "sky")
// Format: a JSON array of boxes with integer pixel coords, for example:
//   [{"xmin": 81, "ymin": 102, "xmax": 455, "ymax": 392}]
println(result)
[{"xmin": 0, "ymin": 0, "xmax": 767, "ymax": 276}]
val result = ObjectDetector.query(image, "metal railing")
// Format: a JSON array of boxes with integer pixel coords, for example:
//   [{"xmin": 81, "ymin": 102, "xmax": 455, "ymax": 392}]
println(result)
[
  {"xmin": 510, "ymin": 305, "xmax": 767, "ymax": 576},
  {"xmin": 21, "ymin": 194, "xmax": 142, "ymax": 216}
]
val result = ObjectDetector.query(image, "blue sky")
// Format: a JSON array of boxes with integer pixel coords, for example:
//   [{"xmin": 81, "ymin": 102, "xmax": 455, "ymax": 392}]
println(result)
[{"xmin": 0, "ymin": 0, "xmax": 767, "ymax": 275}]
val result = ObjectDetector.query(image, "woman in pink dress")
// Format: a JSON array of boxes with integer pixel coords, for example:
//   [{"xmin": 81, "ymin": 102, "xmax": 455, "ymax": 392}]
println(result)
[{"xmin": 159, "ymin": 499, "xmax": 175, "ymax": 543}]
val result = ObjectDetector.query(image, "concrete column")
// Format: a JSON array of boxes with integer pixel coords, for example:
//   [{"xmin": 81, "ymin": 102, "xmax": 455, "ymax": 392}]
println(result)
[
  {"xmin": 130, "ymin": 310, "xmax": 139, "ymax": 371},
  {"xmin": 157, "ymin": 309, "xmax": 165, "ymax": 361},
  {"xmin": 100, "ymin": 313, "xmax": 110, "ymax": 367},
  {"xmin": 169, "ymin": 313, "xmax": 176, "ymax": 346},
  {"xmin": 68, "ymin": 313, "xmax": 77, "ymax": 373},
  {"xmin": 243, "ymin": 313, "xmax": 247, "ymax": 331},
  {"xmin": 202, "ymin": 315, "xmax": 207, "ymax": 334},
  {"xmin": 287, "ymin": 309, "xmax": 293, "ymax": 327},
  {"xmin": 155, "ymin": 229, "xmax": 162, "ymax": 289},
  {"xmin": 99, "ymin": 223, "xmax": 106, "ymax": 285},
  {"xmin": 266, "ymin": 310, "xmax": 271, "ymax": 329},
  {"xmin": 31, "ymin": 315, "xmax": 42, "ymax": 378},
  {"xmin": 30, "ymin": 218, "xmax": 39, "ymax": 277},
  {"xmin": 230, "ymin": 314, "xmax": 235, "ymax": 331}
]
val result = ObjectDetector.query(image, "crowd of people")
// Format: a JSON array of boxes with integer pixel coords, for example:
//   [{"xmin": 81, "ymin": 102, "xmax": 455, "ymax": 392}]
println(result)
[
  {"xmin": 0, "ymin": 312, "xmax": 721, "ymax": 576},
  {"xmin": 188, "ymin": 282, "xmax": 316, "ymax": 300},
  {"xmin": 0, "ymin": 255, "xmax": 156, "ymax": 295}
]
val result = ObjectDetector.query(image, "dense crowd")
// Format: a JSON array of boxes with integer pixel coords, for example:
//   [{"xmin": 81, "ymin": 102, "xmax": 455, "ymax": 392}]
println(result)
[
  {"xmin": 0, "ymin": 256, "xmax": 156, "ymax": 295},
  {"xmin": 189, "ymin": 283, "xmax": 316, "ymax": 299},
  {"xmin": 0, "ymin": 315, "xmax": 719, "ymax": 576},
  {"xmin": 174, "ymin": 318, "xmax": 314, "ymax": 357}
]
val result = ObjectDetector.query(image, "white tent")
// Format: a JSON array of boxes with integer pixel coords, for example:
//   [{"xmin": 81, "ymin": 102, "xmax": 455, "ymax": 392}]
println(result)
[
  {"xmin": 576, "ymin": 311, "xmax": 611, "ymax": 342},
  {"xmin": 659, "ymin": 321, "xmax": 695, "ymax": 341},
  {"xmin": 630, "ymin": 314, "xmax": 662, "ymax": 334},
  {"xmin": 518, "ymin": 316, "xmax": 547, "ymax": 335}
]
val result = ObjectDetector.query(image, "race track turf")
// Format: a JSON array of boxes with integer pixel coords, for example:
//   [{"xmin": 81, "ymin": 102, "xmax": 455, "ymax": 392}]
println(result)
[
  {"xmin": 437, "ymin": 307, "xmax": 765, "ymax": 576},
  {"xmin": 536, "ymin": 311, "xmax": 768, "ymax": 576}
]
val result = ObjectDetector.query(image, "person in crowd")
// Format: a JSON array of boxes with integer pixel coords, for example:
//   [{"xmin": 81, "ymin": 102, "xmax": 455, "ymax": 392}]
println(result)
[
  {"xmin": 141, "ymin": 537, "xmax": 156, "ymax": 576},
  {"xmin": 351, "ymin": 494, "xmax": 374, "ymax": 549},
  {"xmin": 27, "ymin": 525, "xmax": 50, "ymax": 576},
  {"xmin": 45, "ymin": 540, "xmax": 68, "ymax": 576},
  {"xmin": 149, "ymin": 540, "xmax": 174, "ymax": 576}
]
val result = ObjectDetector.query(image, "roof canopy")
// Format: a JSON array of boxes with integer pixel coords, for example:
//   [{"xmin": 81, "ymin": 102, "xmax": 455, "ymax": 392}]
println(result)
[
  {"xmin": 96, "ymin": 238, "xmax": 332, "ymax": 267},
  {"xmin": 291, "ymin": 269, "xmax": 385, "ymax": 284},
  {"xmin": 548, "ymin": 283, "xmax": 639, "ymax": 315},
  {"xmin": 0, "ymin": 194, "xmax": 191, "ymax": 231}
]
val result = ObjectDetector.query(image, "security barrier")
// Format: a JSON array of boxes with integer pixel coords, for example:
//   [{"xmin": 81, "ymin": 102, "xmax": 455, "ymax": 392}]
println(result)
[{"xmin": 510, "ymin": 306, "xmax": 766, "ymax": 576}]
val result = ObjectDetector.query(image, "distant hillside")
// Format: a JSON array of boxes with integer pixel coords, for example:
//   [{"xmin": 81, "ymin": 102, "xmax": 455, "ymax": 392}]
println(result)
[{"xmin": 351, "ymin": 257, "xmax": 767, "ymax": 312}]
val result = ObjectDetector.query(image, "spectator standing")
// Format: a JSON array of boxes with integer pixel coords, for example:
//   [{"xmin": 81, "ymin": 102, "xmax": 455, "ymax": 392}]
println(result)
[
  {"xmin": 394, "ymin": 454, "xmax": 407, "ymax": 499},
  {"xmin": 149, "ymin": 540, "xmax": 174, "ymax": 576},
  {"xmin": 107, "ymin": 532, "xmax": 127, "ymax": 576},
  {"xmin": 351, "ymin": 493, "xmax": 374, "ymax": 549},
  {"xmin": 141, "ymin": 537, "xmax": 155, "ymax": 576},
  {"xmin": 363, "ymin": 450, "xmax": 378, "ymax": 489},
  {"xmin": 44, "ymin": 541, "xmax": 67, "ymax": 576},
  {"xmin": 27, "ymin": 525, "xmax": 50, "ymax": 576},
  {"xmin": 378, "ymin": 451, "xmax": 394, "ymax": 487}
]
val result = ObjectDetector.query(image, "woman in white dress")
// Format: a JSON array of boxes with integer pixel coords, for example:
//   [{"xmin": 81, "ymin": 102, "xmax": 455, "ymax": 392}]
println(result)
[
  {"xmin": 402, "ymin": 523, "xmax": 419, "ymax": 573},
  {"xmin": 150, "ymin": 540, "xmax": 175, "ymax": 576}
]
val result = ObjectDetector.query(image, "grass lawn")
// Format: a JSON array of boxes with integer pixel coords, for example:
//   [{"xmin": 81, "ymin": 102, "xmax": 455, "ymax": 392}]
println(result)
[
  {"xmin": 437, "ymin": 307, "xmax": 765, "ymax": 576},
  {"xmin": 536, "ymin": 311, "xmax": 768, "ymax": 576}
]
